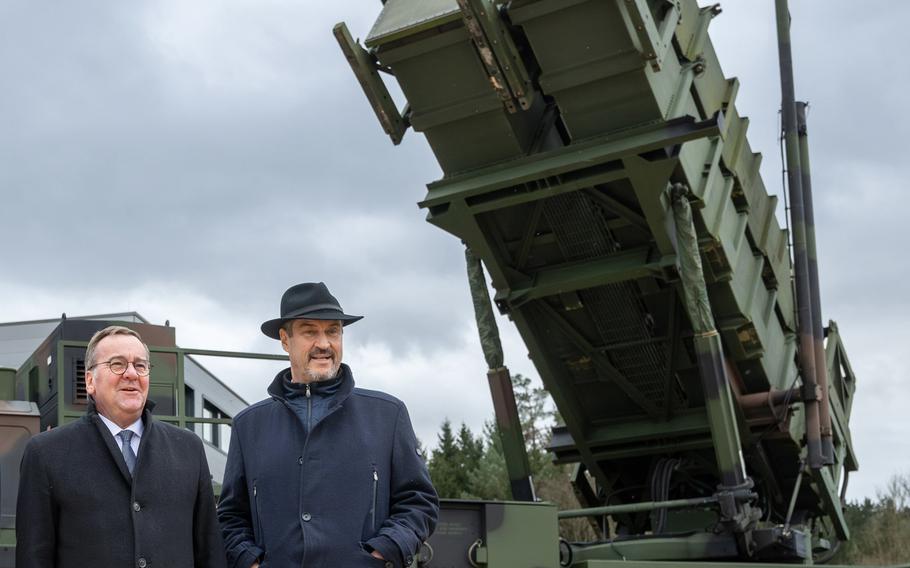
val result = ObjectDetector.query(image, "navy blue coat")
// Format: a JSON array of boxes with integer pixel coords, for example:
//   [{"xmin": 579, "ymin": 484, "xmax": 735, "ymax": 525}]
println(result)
[{"xmin": 218, "ymin": 365, "xmax": 438, "ymax": 568}]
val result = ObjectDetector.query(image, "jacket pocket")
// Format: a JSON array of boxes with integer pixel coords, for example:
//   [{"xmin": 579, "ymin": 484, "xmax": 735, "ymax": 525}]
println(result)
[
  {"xmin": 253, "ymin": 479, "xmax": 263, "ymax": 546},
  {"xmin": 370, "ymin": 465, "xmax": 379, "ymax": 532}
]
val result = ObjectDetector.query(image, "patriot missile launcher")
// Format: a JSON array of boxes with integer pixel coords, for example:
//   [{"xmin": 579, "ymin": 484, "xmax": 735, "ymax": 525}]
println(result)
[{"xmin": 336, "ymin": 0, "xmax": 861, "ymax": 565}]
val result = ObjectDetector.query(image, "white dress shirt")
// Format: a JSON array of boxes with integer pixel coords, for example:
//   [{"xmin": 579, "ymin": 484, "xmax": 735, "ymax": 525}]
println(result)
[{"xmin": 98, "ymin": 413, "xmax": 144, "ymax": 456}]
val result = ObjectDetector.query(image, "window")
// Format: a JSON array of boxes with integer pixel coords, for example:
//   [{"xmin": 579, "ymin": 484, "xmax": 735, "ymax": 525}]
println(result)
[
  {"xmin": 28, "ymin": 367, "xmax": 39, "ymax": 402},
  {"xmin": 202, "ymin": 399, "xmax": 231, "ymax": 452},
  {"xmin": 73, "ymin": 358, "xmax": 88, "ymax": 403},
  {"xmin": 184, "ymin": 385, "xmax": 195, "ymax": 431}
]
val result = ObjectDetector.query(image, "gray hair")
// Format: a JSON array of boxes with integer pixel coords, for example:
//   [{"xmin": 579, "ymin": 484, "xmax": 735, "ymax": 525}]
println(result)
[{"xmin": 85, "ymin": 325, "xmax": 149, "ymax": 368}]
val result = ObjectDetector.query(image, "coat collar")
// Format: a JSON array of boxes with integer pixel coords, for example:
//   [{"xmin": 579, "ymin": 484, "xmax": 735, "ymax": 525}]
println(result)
[{"xmin": 267, "ymin": 363, "xmax": 355, "ymax": 406}]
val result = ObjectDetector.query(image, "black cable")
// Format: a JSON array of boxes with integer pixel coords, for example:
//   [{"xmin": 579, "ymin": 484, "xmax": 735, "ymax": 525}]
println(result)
[{"xmin": 649, "ymin": 458, "xmax": 680, "ymax": 535}]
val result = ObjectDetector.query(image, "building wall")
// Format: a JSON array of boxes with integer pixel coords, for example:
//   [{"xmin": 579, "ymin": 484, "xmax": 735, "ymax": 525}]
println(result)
[
  {"xmin": 184, "ymin": 355, "xmax": 248, "ymax": 482},
  {"xmin": 0, "ymin": 313, "xmax": 249, "ymax": 484}
]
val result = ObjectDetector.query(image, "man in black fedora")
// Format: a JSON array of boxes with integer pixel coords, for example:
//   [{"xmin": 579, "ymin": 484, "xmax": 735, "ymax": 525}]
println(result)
[{"xmin": 218, "ymin": 282, "xmax": 438, "ymax": 568}]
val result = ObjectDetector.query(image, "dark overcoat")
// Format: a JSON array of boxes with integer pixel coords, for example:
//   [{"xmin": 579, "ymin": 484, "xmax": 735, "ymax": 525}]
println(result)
[
  {"xmin": 15, "ymin": 401, "xmax": 226, "ymax": 568},
  {"xmin": 218, "ymin": 365, "xmax": 438, "ymax": 568}
]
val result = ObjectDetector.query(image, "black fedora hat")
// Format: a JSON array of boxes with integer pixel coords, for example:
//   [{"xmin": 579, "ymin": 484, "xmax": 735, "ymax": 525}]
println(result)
[{"xmin": 261, "ymin": 282, "xmax": 363, "ymax": 339}]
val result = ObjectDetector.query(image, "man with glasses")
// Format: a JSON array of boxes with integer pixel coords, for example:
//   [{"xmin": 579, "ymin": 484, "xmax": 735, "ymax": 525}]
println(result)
[{"xmin": 16, "ymin": 325, "xmax": 226, "ymax": 568}]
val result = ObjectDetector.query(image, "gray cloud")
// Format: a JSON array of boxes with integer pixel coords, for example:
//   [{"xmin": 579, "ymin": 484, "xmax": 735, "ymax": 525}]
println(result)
[{"xmin": 1, "ymin": 0, "xmax": 907, "ymax": 501}]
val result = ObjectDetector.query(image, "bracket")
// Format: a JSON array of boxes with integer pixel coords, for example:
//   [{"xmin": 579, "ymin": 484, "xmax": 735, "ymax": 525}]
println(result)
[{"xmin": 333, "ymin": 22, "xmax": 408, "ymax": 145}]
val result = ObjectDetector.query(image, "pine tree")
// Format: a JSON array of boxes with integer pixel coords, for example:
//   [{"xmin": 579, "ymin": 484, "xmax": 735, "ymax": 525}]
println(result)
[
  {"xmin": 465, "ymin": 421, "xmax": 510, "ymax": 500},
  {"xmin": 456, "ymin": 422, "xmax": 484, "ymax": 495},
  {"xmin": 427, "ymin": 419, "xmax": 461, "ymax": 498},
  {"xmin": 428, "ymin": 419, "xmax": 488, "ymax": 498},
  {"xmin": 511, "ymin": 373, "xmax": 552, "ymax": 454},
  {"xmin": 426, "ymin": 375, "xmax": 569, "ymax": 501}
]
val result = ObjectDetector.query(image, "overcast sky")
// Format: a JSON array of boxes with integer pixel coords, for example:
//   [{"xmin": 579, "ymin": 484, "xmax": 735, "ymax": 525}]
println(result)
[{"xmin": 1, "ymin": 1, "xmax": 906, "ymax": 502}]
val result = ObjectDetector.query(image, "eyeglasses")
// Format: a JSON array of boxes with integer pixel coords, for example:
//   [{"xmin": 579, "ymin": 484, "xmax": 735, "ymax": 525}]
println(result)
[{"xmin": 89, "ymin": 358, "xmax": 153, "ymax": 377}]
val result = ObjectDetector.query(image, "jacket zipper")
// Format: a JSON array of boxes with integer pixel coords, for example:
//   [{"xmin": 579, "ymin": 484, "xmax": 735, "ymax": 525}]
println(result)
[
  {"xmin": 306, "ymin": 384, "xmax": 312, "ymax": 434},
  {"xmin": 371, "ymin": 467, "xmax": 378, "ymax": 531},
  {"xmin": 284, "ymin": 381, "xmax": 345, "ymax": 566},
  {"xmin": 253, "ymin": 480, "xmax": 262, "ymax": 543},
  {"xmin": 302, "ymin": 384, "xmax": 312, "ymax": 567}
]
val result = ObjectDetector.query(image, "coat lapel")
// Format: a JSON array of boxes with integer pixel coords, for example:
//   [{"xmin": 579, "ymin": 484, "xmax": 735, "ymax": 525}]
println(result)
[{"xmin": 90, "ymin": 413, "xmax": 134, "ymax": 484}]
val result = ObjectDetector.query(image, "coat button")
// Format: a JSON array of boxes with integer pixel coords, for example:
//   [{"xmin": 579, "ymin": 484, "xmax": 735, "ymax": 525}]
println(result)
[
  {"xmin": 133, "ymin": 501, "xmax": 141, "ymax": 512},
  {"xmin": 137, "ymin": 558, "xmax": 147, "ymax": 568},
  {"xmin": 384, "ymin": 562, "xmax": 393, "ymax": 568},
  {"xmin": 302, "ymin": 512, "xmax": 312, "ymax": 522},
  {"xmin": 298, "ymin": 456, "xmax": 304, "ymax": 465}
]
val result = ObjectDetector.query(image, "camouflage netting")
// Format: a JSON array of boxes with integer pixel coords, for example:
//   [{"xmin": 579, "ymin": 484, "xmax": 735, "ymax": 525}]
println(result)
[
  {"xmin": 465, "ymin": 247, "xmax": 504, "ymax": 370},
  {"xmin": 669, "ymin": 184, "xmax": 716, "ymax": 335}
]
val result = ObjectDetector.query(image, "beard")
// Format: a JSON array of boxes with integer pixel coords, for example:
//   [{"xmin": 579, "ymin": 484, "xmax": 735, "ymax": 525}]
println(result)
[{"xmin": 304, "ymin": 348, "xmax": 341, "ymax": 382}]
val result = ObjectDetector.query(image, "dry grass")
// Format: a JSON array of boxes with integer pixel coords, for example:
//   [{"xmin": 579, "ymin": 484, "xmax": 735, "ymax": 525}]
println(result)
[{"xmin": 832, "ymin": 472, "xmax": 910, "ymax": 565}]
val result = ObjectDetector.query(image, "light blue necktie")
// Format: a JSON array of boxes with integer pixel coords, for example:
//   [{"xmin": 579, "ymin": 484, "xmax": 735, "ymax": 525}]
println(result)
[{"xmin": 118, "ymin": 430, "xmax": 137, "ymax": 475}]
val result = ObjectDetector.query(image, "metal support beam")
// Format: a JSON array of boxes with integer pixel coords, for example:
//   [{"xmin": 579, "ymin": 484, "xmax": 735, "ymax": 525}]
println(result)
[
  {"xmin": 506, "ymin": 247, "xmax": 673, "ymax": 308},
  {"xmin": 515, "ymin": 201, "xmax": 544, "ymax": 270},
  {"xmin": 663, "ymin": 292, "xmax": 681, "ymax": 420},
  {"xmin": 456, "ymin": 0, "xmax": 534, "ymax": 113},
  {"xmin": 584, "ymin": 188, "xmax": 650, "ymax": 232},
  {"xmin": 775, "ymin": 0, "xmax": 823, "ymax": 470},
  {"xmin": 569, "ymin": 532, "xmax": 740, "ymax": 563},
  {"xmin": 617, "ymin": 0, "xmax": 681, "ymax": 72},
  {"xmin": 422, "ymin": 115, "xmax": 720, "ymax": 210},
  {"xmin": 559, "ymin": 489, "xmax": 753, "ymax": 519},
  {"xmin": 536, "ymin": 301, "xmax": 662, "ymax": 418},
  {"xmin": 570, "ymin": 463, "xmax": 604, "ymax": 536},
  {"xmin": 810, "ymin": 466, "xmax": 850, "ymax": 541},
  {"xmin": 509, "ymin": 307, "xmax": 614, "ymax": 492},
  {"xmin": 796, "ymin": 101, "xmax": 834, "ymax": 465}
]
